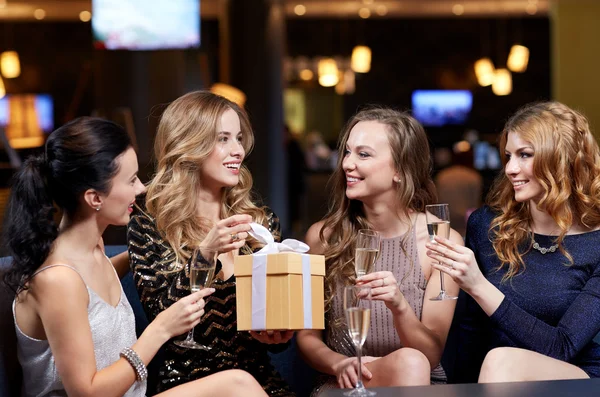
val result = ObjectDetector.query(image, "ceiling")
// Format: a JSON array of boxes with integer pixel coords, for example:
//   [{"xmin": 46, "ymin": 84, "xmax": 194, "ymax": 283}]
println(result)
[{"xmin": 0, "ymin": 0, "xmax": 549, "ymax": 21}]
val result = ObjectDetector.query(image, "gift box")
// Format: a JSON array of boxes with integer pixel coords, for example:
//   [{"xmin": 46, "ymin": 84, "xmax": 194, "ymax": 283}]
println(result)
[
  {"xmin": 234, "ymin": 224, "xmax": 325, "ymax": 331},
  {"xmin": 235, "ymin": 252, "xmax": 325, "ymax": 331}
]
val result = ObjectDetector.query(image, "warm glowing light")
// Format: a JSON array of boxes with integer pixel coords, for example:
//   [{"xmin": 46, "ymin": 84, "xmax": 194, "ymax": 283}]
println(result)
[
  {"xmin": 318, "ymin": 58, "xmax": 339, "ymax": 87},
  {"xmin": 79, "ymin": 11, "xmax": 91, "ymax": 22},
  {"xmin": 454, "ymin": 140, "xmax": 471, "ymax": 153},
  {"xmin": 492, "ymin": 69, "xmax": 512, "ymax": 96},
  {"xmin": 294, "ymin": 4, "xmax": 306, "ymax": 16},
  {"xmin": 1, "ymin": 51, "xmax": 21, "ymax": 79},
  {"xmin": 299, "ymin": 69, "xmax": 314, "ymax": 81},
  {"xmin": 351, "ymin": 46, "xmax": 372, "ymax": 73},
  {"xmin": 507, "ymin": 44, "xmax": 530, "ymax": 73},
  {"xmin": 0, "ymin": 76, "xmax": 5, "ymax": 99},
  {"xmin": 526, "ymin": 4, "xmax": 537, "ymax": 15},
  {"xmin": 452, "ymin": 4, "xmax": 465, "ymax": 16},
  {"xmin": 210, "ymin": 83, "xmax": 247, "ymax": 107},
  {"xmin": 376, "ymin": 5, "xmax": 388, "ymax": 16},
  {"xmin": 474, "ymin": 57, "xmax": 495, "ymax": 87},
  {"xmin": 34, "ymin": 8, "xmax": 46, "ymax": 20},
  {"xmin": 358, "ymin": 7, "xmax": 371, "ymax": 19}
]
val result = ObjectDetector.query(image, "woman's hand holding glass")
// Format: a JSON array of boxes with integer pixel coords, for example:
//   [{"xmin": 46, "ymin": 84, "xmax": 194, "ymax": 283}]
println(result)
[
  {"xmin": 174, "ymin": 247, "xmax": 218, "ymax": 350},
  {"xmin": 201, "ymin": 214, "xmax": 253, "ymax": 254},
  {"xmin": 343, "ymin": 286, "xmax": 376, "ymax": 396},
  {"xmin": 425, "ymin": 236, "xmax": 486, "ymax": 294},
  {"xmin": 333, "ymin": 355, "xmax": 378, "ymax": 389},
  {"xmin": 153, "ymin": 288, "xmax": 215, "ymax": 342},
  {"xmin": 356, "ymin": 271, "xmax": 405, "ymax": 315}
]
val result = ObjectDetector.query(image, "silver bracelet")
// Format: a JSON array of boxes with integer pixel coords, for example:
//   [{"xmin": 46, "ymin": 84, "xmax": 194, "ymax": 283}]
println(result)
[{"xmin": 120, "ymin": 347, "xmax": 148, "ymax": 382}]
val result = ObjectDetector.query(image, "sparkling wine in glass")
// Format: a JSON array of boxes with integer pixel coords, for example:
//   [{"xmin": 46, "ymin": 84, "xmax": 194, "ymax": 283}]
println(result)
[
  {"xmin": 426, "ymin": 204, "xmax": 457, "ymax": 301},
  {"xmin": 343, "ymin": 286, "xmax": 376, "ymax": 396},
  {"xmin": 355, "ymin": 229, "xmax": 380, "ymax": 278},
  {"xmin": 174, "ymin": 247, "xmax": 217, "ymax": 350}
]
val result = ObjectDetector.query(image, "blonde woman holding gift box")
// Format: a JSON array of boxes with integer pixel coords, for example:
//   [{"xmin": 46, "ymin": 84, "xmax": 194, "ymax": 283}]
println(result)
[
  {"xmin": 297, "ymin": 107, "xmax": 463, "ymax": 394},
  {"xmin": 127, "ymin": 91, "xmax": 294, "ymax": 396}
]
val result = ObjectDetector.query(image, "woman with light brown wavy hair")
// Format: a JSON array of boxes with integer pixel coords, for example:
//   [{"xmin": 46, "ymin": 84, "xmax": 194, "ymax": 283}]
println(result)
[
  {"xmin": 127, "ymin": 91, "xmax": 293, "ymax": 395},
  {"xmin": 427, "ymin": 101, "xmax": 600, "ymax": 383},
  {"xmin": 297, "ymin": 107, "xmax": 463, "ymax": 394}
]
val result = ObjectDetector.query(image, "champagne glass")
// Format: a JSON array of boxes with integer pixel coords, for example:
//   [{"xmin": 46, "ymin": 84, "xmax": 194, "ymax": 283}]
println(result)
[
  {"xmin": 343, "ymin": 286, "xmax": 376, "ymax": 396},
  {"xmin": 426, "ymin": 204, "xmax": 458, "ymax": 301},
  {"xmin": 355, "ymin": 229, "xmax": 380, "ymax": 278},
  {"xmin": 174, "ymin": 247, "xmax": 217, "ymax": 350}
]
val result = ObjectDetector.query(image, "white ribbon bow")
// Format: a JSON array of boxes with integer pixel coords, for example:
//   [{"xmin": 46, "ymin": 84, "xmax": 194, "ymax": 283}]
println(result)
[{"xmin": 248, "ymin": 223, "xmax": 309, "ymax": 254}]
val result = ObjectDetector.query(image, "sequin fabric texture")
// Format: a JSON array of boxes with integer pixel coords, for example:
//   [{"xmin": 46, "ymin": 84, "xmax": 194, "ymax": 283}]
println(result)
[
  {"xmin": 454, "ymin": 206, "xmax": 600, "ymax": 382},
  {"xmin": 127, "ymin": 202, "xmax": 294, "ymax": 396}
]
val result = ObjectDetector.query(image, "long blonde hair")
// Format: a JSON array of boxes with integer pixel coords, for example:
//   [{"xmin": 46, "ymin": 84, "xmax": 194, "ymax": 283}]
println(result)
[
  {"xmin": 146, "ymin": 91, "xmax": 272, "ymax": 264},
  {"xmin": 488, "ymin": 101, "xmax": 600, "ymax": 280},
  {"xmin": 320, "ymin": 107, "xmax": 437, "ymax": 314}
]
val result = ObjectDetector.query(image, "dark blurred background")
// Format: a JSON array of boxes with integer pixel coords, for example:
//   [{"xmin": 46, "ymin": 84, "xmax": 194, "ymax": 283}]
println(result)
[{"xmin": 0, "ymin": 0, "xmax": 598, "ymax": 247}]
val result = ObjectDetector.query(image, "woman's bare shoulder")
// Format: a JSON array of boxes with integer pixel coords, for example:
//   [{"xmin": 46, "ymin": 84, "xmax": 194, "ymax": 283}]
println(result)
[{"xmin": 305, "ymin": 221, "xmax": 328, "ymax": 255}]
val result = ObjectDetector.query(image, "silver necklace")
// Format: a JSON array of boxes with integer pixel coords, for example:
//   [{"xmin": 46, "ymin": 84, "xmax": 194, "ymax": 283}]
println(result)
[{"xmin": 532, "ymin": 238, "xmax": 559, "ymax": 254}]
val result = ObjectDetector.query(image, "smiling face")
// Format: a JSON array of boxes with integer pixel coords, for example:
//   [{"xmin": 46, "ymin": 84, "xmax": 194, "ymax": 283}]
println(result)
[
  {"xmin": 342, "ymin": 120, "xmax": 399, "ymax": 203},
  {"xmin": 100, "ymin": 147, "xmax": 146, "ymax": 226},
  {"xmin": 504, "ymin": 131, "xmax": 544, "ymax": 204},
  {"xmin": 199, "ymin": 107, "xmax": 245, "ymax": 192}
]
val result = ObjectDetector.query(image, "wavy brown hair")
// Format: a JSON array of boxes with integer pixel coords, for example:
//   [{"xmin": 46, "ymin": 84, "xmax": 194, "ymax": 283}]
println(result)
[
  {"xmin": 320, "ymin": 107, "xmax": 437, "ymax": 314},
  {"xmin": 146, "ymin": 91, "xmax": 272, "ymax": 265},
  {"xmin": 488, "ymin": 101, "xmax": 600, "ymax": 280}
]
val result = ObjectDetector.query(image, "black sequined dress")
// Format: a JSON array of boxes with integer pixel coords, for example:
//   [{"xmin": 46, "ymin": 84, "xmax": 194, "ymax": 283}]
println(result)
[{"xmin": 127, "ymin": 203, "xmax": 294, "ymax": 395}]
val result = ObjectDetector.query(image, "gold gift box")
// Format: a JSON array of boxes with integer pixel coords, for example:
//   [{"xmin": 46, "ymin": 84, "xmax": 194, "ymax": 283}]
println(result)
[{"xmin": 234, "ymin": 252, "xmax": 325, "ymax": 331}]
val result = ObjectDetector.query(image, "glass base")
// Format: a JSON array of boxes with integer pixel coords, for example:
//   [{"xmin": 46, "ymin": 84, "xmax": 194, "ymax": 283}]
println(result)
[
  {"xmin": 173, "ymin": 340, "xmax": 212, "ymax": 350},
  {"xmin": 343, "ymin": 387, "xmax": 376, "ymax": 396},
  {"xmin": 430, "ymin": 291, "xmax": 458, "ymax": 301}
]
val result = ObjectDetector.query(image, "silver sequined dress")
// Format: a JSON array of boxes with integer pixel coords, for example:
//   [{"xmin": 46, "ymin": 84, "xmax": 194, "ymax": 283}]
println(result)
[{"xmin": 13, "ymin": 264, "xmax": 146, "ymax": 397}]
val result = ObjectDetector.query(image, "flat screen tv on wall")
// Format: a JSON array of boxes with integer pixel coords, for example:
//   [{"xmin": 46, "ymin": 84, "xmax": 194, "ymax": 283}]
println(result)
[
  {"xmin": 411, "ymin": 90, "xmax": 473, "ymax": 127},
  {"xmin": 92, "ymin": 0, "xmax": 201, "ymax": 50}
]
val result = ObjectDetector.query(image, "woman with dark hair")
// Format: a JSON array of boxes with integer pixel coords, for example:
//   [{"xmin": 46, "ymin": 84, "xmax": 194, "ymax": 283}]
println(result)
[
  {"xmin": 427, "ymin": 101, "xmax": 600, "ymax": 382},
  {"xmin": 127, "ymin": 91, "xmax": 293, "ymax": 395},
  {"xmin": 296, "ymin": 107, "xmax": 463, "ymax": 395},
  {"xmin": 5, "ymin": 117, "xmax": 268, "ymax": 397}
]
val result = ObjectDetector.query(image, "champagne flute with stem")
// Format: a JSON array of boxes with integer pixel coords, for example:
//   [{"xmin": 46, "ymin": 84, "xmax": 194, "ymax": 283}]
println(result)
[
  {"xmin": 343, "ymin": 286, "xmax": 376, "ymax": 396},
  {"xmin": 355, "ymin": 230, "xmax": 380, "ymax": 278},
  {"xmin": 425, "ymin": 204, "xmax": 457, "ymax": 301},
  {"xmin": 174, "ymin": 247, "xmax": 217, "ymax": 350}
]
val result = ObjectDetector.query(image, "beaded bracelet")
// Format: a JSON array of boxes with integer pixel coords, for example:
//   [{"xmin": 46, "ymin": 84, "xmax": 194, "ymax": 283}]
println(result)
[{"xmin": 120, "ymin": 347, "xmax": 148, "ymax": 382}]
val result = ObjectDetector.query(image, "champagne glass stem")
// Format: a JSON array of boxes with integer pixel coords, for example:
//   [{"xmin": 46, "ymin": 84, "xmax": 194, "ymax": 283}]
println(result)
[
  {"xmin": 439, "ymin": 270, "xmax": 446, "ymax": 295},
  {"xmin": 183, "ymin": 326, "xmax": 195, "ymax": 343},
  {"xmin": 356, "ymin": 344, "xmax": 364, "ymax": 389}
]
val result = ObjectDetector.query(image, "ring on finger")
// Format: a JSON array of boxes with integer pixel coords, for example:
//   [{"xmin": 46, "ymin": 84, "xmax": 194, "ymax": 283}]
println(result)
[{"xmin": 230, "ymin": 233, "xmax": 239, "ymax": 242}]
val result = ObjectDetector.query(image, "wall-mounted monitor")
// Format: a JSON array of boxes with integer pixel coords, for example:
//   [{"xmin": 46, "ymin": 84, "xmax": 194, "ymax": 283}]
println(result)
[
  {"xmin": 411, "ymin": 90, "xmax": 473, "ymax": 127},
  {"xmin": 92, "ymin": 0, "xmax": 201, "ymax": 50},
  {"xmin": 0, "ymin": 94, "xmax": 53, "ymax": 149}
]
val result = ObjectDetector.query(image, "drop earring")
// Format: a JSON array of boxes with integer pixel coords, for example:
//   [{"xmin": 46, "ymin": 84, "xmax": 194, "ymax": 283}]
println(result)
[{"xmin": 95, "ymin": 206, "xmax": 101, "ymax": 211}]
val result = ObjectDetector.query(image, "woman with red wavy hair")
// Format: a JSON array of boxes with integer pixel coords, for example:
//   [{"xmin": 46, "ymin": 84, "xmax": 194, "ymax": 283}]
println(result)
[{"xmin": 427, "ymin": 101, "xmax": 600, "ymax": 382}]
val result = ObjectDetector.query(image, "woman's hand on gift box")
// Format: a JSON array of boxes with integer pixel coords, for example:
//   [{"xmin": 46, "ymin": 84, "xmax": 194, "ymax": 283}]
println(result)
[
  {"xmin": 333, "ymin": 355, "xmax": 378, "ymax": 389},
  {"xmin": 249, "ymin": 330, "xmax": 294, "ymax": 344},
  {"xmin": 356, "ymin": 271, "xmax": 407, "ymax": 315},
  {"xmin": 201, "ymin": 214, "xmax": 252, "ymax": 254}
]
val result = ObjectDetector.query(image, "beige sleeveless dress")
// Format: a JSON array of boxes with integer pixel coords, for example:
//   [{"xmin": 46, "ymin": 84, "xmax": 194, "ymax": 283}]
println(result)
[{"xmin": 313, "ymin": 225, "xmax": 446, "ymax": 395}]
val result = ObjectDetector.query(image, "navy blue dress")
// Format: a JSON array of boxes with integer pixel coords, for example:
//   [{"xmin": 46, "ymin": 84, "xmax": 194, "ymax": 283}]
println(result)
[{"xmin": 454, "ymin": 206, "xmax": 600, "ymax": 382}]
